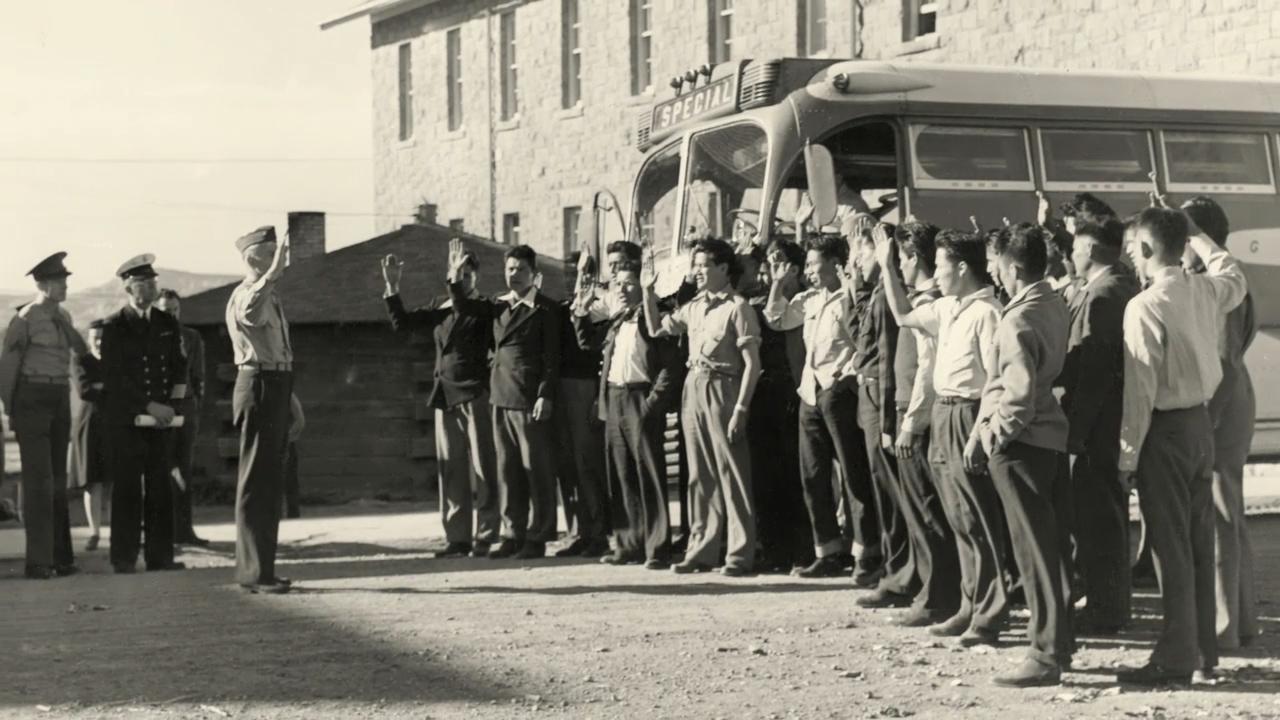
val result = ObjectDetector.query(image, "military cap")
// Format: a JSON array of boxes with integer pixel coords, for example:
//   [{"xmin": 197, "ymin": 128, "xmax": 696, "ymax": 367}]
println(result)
[
  {"xmin": 236, "ymin": 226, "xmax": 277, "ymax": 253},
  {"xmin": 27, "ymin": 252, "xmax": 71, "ymax": 281},
  {"xmin": 116, "ymin": 254, "xmax": 158, "ymax": 281}
]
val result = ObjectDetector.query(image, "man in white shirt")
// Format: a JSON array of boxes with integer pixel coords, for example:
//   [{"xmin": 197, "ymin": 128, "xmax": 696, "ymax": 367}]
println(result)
[{"xmin": 1115, "ymin": 207, "xmax": 1247, "ymax": 686}]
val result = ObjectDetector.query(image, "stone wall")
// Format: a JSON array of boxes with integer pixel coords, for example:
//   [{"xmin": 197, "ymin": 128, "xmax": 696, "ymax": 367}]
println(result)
[{"xmin": 365, "ymin": 0, "xmax": 1279, "ymax": 259}]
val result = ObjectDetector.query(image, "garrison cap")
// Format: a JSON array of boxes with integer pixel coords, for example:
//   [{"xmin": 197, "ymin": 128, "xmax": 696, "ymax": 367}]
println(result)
[
  {"xmin": 116, "ymin": 254, "xmax": 158, "ymax": 281},
  {"xmin": 27, "ymin": 252, "xmax": 71, "ymax": 281},
  {"xmin": 236, "ymin": 226, "xmax": 277, "ymax": 253}
]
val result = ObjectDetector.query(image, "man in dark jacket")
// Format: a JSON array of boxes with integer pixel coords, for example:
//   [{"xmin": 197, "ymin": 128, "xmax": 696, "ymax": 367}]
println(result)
[
  {"xmin": 101, "ymin": 255, "xmax": 188, "ymax": 573},
  {"xmin": 573, "ymin": 257, "xmax": 683, "ymax": 567},
  {"xmin": 383, "ymin": 247, "xmax": 500, "ymax": 558},
  {"xmin": 447, "ymin": 240, "xmax": 561, "ymax": 560}
]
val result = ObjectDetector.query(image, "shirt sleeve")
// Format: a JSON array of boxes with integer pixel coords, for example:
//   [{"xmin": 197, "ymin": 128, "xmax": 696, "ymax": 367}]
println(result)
[
  {"xmin": 232, "ymin": 277, "xmax": 279, "ymax": 327},
  {"xmin": 1119, "ymin": 298, "xmax": 1163, "ymax": 472},
  {"xmin": 0, "ymin": 315, "xmax": 31, "ymax": 411},
  {"xmin": 732, "ymin": 300, "xmax": 761, "ymax": 348},
  {"xmin": 1191, "ymin": 235, "xmax": 1248, "ymax": 317},
  {"xmin": 763, "ymin": 289, "xmax": 806, "ymax": 332},
  {"xmin": 658, "ymin": 302, "xmax": 689, "ymax": 337},
  {"xmin": 984, "ymin": 319, "xmax": 1039, "ymax": 450},
  {"xmin": 903, "ymin": 299, "xmax": 941, "ymax": 338},
  {"xmin": 902, "ymin": 328, "xmax": 936, "ymax": 433}
]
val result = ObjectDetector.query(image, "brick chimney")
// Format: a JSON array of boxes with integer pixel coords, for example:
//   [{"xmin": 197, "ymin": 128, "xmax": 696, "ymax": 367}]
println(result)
[{"xmin": 287, "ymin": 211, "xmax": 326, "ymax": 265}]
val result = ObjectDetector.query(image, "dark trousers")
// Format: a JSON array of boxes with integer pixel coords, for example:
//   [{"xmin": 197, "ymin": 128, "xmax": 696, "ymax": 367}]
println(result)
[
  {"xmin": 989, "ymin": 441, "xmax": 1073, "ymax": 666},
  {"xmin": 931, "ymin": 398, "xmax": 1008, "ymax": 632},
  {"xmin": 110, "ymin": 426, "xmax": 176, "ymax": 568},
  {"xmin": 858, "ymin": 382, "xmax": 916, "ymax": 597},
  {"xmin": 1138, "ymin": 406, "xmax": 1216, "ymax": 673},
  {"xmin": 172, "ymin": 402, "xmax": 200, "ymax": 538},
  {"xmin": 12, "ymin": 381, "xmax": 73, "ymax": 568},
  {"xmin": 1072, "ymin": 436, "xmax": 1131, "ymax": 627},
  {"xmin": 556, "ymin": 378, "xmax": 608, "ymax": 541},
  {"xmin": 798, "ymin": 381, "xmax": 876, "ymax": 566},
  {"xmin": 894, "ymin": 407, "xmax": 961, "ymax": 615},
  {"xmin": 605, "ymin": 385, "xmax": 671, "ymax": 561},
  {"xmin": 494, "ymin": 406, "xmax": 558, "ymax": 544},
  {"xmin": 283, "ymin": 442, "xmax": 300, "ymax": 517},
  {"xmin": 434, "ymin": 395, "xmax": 500, "ymax": 544},
  {"xmin": 233, "ymin": 369, "xmax": 293, "ymax": 585},
  {"xmin": 751, "ymin": 376, "xmax": 811, "ymax": 569}
]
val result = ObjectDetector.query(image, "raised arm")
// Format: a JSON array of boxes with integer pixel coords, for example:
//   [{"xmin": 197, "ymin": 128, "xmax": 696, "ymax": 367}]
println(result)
[
  {"xmin": 641, "ymin": 244, "xmax": 683, "ymax": 338},
  {"xmin": 1187, "ymin": 230, "xmax": 1247, "ymax": 316},
  {"xmin": 235, "ymin": 235, "xmax": 289, "ymax": 327},
  {"xmin": 872, "ymin": 224, "xmax": 918, "ymax": 328},
  {"xmin": 762, "ymin": 264, "xmax": 805, "ymax": 332}
]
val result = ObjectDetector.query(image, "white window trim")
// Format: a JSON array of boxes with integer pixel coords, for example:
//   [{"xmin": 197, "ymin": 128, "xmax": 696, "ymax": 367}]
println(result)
[
  {"xmin": 1036, "ymin": 128, "xmax": 1157, "ymax": 194},
  {"xmin": 632, "ymin": 0, "xmax": 654, "ymax": 95},
  {"xmin": 1158, "ymin": 130, "xmax": 1277, "ymax": 195},
  {"xmin": 909, "ymin": 124, "xmax": 1035, "ymax": 192}
]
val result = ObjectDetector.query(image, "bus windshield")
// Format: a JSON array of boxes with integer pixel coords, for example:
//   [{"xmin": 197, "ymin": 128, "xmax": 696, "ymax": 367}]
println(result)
[
  {"xmin": 682, "ymin": 122, "xmax": 768, "ymax": 251},
  {"xmin": 633, "ymin": 141, "xmax": 681, "ymax": 256}
]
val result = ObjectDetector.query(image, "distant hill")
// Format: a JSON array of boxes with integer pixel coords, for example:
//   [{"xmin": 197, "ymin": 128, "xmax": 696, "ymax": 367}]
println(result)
[{"xmin": 0, "ymin": 267, "xmax": 239, "ymax": 332}]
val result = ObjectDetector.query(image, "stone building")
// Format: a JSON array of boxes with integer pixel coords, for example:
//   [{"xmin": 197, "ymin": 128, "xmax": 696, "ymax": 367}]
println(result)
[{"xmin": 324, "ymin": 0, "xmax": 1280, "ymax": 261}]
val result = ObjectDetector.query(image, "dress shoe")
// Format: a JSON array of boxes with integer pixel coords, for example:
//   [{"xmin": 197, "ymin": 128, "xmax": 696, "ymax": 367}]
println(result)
[
  {"xmin": 897, "ymin": 607, "xmax": 950, "ymax": 628},
  {"xmin": 993, "ymin": 658, "xmax": 1061, "ymax": 688},
  {"xmin": 147, "ymin": 561, "xmax": 187, "ymax": 572},
  {"xmin": 241, "ymin": 580, "xmax": 291, "ymax": 595},
  {"xmin": 1116, "ymin": 663, "xmax": 1191, "ymax": 686},
  {"xmin": 929, "ymin": 612, "xmax": 972, "ymax": 637},
  {"xmin": 554, "ymin": 538, "xmax": 587, "ymax": 557},
  {"xmin": 792, "ymin": 555, "xmax": 846, "ymax": 579},
  {"xmin": 856, "ymin": 588, "xmax": 913, "ymax": 609},
  {"xmin": 671, "ymin": 560, "xmax": 714, "ymax": 575},
  {"xmin": 1193, "ymin": 667, "xmax": 1218, "ymax": 684},
  {"xmin": 471, "ymin": 541, "xmax": 491, "ymax": 558},
  {"xmin": 84, "ymin": 534, "xmax": 100, "ymax": 552},
  {"xmin": 434, "ymin": 542, "xmax": 473, "ymax": 559},
  {"xmin": 671, "ymin": 533, "xmax": 689, "ymax": 552},
  {"xmin": 113, "ymin": 563, "xmax": 137, "ymax": 574},
  {"xmin": 958, "ymin": 628, "xmax": 1000, "ymax": 648},
  {"xmin": 600, "ymin": 553, "xmax": 641, "ymax": 566},
  {"xmin": 644, "ymin": 558, "xmax": 670, "ymax": 570},
  {"xmin": 53, "ymin": 564, "xmax": 80, "ymax": 577},
  {"xmin": 514, "ymin": 542, "xmax": 546, "ymax": 560},
  {"xmin": 488, "ymin": 539, "xmax": 521, "ymax": 559},
  {"xmin": 177, "ymin": 533, "xmax": 211, "ymax": 547},
  {"xmin": 720, "ymin": 565, "xmax": 753, "ymax": 578},
  {"xmin": 579, "ymin": 538, "xmax": 610, "ymax": 558},
  {"xmin": 852, "ymin": 567, "xmax": 884, "ymax": 589},
  {"xmin": 24, "ymin": 565, "xmax": 54, "ymax": 580}
]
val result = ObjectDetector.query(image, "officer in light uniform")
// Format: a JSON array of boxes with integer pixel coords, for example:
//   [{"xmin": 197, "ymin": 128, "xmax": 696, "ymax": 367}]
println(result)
[
  {"xmin": 101, "ymin": 255, "xmax": 188, "ymax": 573},
  {"xmin": 0, "ymin": 252, "xmax": 86, "ymax": 579}
]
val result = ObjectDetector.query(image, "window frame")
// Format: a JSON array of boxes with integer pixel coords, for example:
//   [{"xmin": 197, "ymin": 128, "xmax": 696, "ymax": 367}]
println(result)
[
  {"xmin": 396, "ymin": 42, "xmax": 414, "ymax": 142},
  {"xmin": 563, "ymin": 206, "xmax": 583, "ymax": 256},
  {"xmin": 707, "ymin": 0, "xmax": 734, "ymax": 65},
  {"xmin": 502, "ymin": 212, "xmax": 521, "ymax": 246},
  {"xmin": 499, "ymin": 10, "xmax": 519, "ymax": 121},
  {"xmin": 561, "ymin": 0, "xmax": 582, "ymax": 109},
  {"xmin": 908, "ymin": 123, "xmax": 1035, "ymax": 192},
  {"xmin": 445, "ymin": 28, "xmax": 464, "ymax": 133},
  {"xmin": 902, "ymin": 0, "xmax": 938, "ymax": 42},
  {"xmin": 629, "ymin": 0, "xmax": 653, "ymax": 96},
  {"xmin": 798, "ymin": 0, "xmax": 828, "ymax": 57},
  {"xmin": 1035, "ymin": 127, "xmax": 1157, "ymax": 193},
  {"xmin": 1158, "ymin": 129, "xmax": 1277, "ymax": 195}
]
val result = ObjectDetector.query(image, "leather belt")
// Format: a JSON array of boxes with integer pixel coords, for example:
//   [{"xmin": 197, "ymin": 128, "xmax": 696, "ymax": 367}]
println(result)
[
  {"xmin": 238, "ymin": 361, "xmax": 293, "ymax": 372},
  {"xmin": 20, "ymin": 375, "xmax": 69, "ymax": 385},
  {"xmin": 607, "ymin": 382, "xmax": 651, "ymax": 392},
  {"xmin": 937, "ymin": 395, "xmax": 978, "ymax": 405}
]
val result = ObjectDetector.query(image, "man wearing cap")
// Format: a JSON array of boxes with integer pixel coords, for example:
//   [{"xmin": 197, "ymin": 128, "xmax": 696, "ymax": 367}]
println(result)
[
  {"xmin": 227, "ymin": 226, "xmax": 294, "ymax": 593},
  {"xmin": 101, "ymin": 255, "xmax": 188, "ymax": 573},
  {"xmin": 0, "ymin": 252, "xmax": 86, "ymax": 579}
]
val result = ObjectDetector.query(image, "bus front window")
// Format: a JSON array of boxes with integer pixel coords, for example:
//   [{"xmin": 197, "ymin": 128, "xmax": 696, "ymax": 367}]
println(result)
[
  {"xmin": 682, "ymin": 123, "xmax": 768, "ymax": 250},
  {"xmin": 634, "ymin": 142, "xmax": 681, "ymax": 256}
]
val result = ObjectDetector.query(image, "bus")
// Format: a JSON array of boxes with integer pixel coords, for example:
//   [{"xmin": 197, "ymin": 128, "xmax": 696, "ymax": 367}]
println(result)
[{"xmin": 592, "ymin": 58, "xmax": 1280, "ymax": 458}]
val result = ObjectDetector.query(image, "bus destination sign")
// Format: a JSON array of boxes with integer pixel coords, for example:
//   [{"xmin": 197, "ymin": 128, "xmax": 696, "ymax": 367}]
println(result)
[{"xmin": 651, "ymin": 76, "xmax": 738, "ymax": 135}]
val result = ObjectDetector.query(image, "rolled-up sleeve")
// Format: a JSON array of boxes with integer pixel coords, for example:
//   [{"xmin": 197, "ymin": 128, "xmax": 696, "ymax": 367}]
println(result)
[
  {"xmin": 732, "ymin": 301, "xmax": 761, "ymax": 348},
  {"xmin": 234, "ymin": 277, "xmax": 277, "ymax": 327},
  {"xmin": 763, "ymin": 290, "xmax": 806, "ymax": 332}
]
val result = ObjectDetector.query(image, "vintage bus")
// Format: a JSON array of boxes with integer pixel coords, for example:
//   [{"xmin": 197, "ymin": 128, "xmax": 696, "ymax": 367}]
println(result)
[{"xmin": 598, "ymin": 58, "xmax": 1279, "ymax": 457}]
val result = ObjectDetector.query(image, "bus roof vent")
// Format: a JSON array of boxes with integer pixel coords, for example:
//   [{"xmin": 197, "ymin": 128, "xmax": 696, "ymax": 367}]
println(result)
[
  {"xmin": 635, "ymin": 107, "xmax": 653, "ymax": 150},
  {"xmin": 739, "ymin": 59, "xmax": 781, "ymax": 110}
]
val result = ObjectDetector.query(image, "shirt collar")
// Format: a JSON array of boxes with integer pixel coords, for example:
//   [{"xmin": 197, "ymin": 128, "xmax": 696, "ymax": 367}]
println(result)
[
  {"xmin": 500, "ymin": 286, "xmax": 538, "ymax": 309},
  {"xmin": 954, "ymin": 285, "xmax": 996, "ymax": 313},
  {"xmin": 697, "ymin": 287, "xmax": 733, "ymax": 305},
  {"xmin": 1004, "ymin": 279, "xmax": 1053, "ymax": 312},
  {"xmin": 1151, "ymin": 266, "xmax": 1184, "ymax": 285}
]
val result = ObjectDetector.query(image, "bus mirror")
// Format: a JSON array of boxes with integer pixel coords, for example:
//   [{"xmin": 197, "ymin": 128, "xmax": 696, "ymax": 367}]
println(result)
[{"xmin": 805, "ymin": 143, "xmax": 839, "ymax": 229}]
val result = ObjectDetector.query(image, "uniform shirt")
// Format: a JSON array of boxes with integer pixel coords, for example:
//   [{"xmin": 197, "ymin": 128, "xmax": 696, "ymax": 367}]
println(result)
[
  {"xmin": 905, "ymin": 286, "xmax": 1002, "ymax": 400},
  {"xmin": 1119, "ymin": 236, "xmax": 1247, "ymax": 471},
  {"xmin": 763, "ymin": 285, "xmax": 856, "ymax": 406},
  {"xmin": 606, "ymin": 312, "xmax": 649, "ymax": 385},
  {"xmin": 658, "ymin": 289, "xmax": 760, "ymax": 376},
  {"xmin": 7, "ymin": 300, "xmax": 81, "ymax": 380},
  {"xmin": 897, "ymin": 280, "xmax": 941, "ymax": 433},
  {"xmin": 226, "ymin": 276, "xmax": 293, "ymax": 365}
]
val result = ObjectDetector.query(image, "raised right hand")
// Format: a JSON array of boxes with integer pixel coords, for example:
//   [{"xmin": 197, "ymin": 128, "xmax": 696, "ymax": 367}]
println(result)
[
  {"xmin": 872, "ymin": 223, "xmax": 894, "ymax": 268},
  {"xmin": 1036, "ymin": 190, "xmax": 1051, "ymax": 227},
  {"xmin": 381, "ymin": 254, "xmax": 403, "ymax": 289},
  {"xmin": 640, "ymin": 244, "xmax": 658, "ymax": 289}
]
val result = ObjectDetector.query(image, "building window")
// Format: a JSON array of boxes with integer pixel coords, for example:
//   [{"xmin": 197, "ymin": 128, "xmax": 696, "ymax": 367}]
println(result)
[
  {"xmin": 629, "ymin": 0, "xmax": 653, "ymax": 95},
  {"xmin": 798, "ymin": 0, "xmax": 827, "ymax": 56},
  {"xmin": 903, "ymin": 0, "xmax": 938, "ymax": 42},
  {"xmin": 448, "ymin": 218, "xmax": 465, "ymax": 233},
  {"xmin": 707, "ymin": 0, "xmax": 733, "ymax": 64},
  {"xmin": 561, "ymin": 0, "xmax": 582, "ymax": 108},
  {"xmin": 446, "ymin": 28, "xmax": 463, "ymax": 132},
  {"xmin": 397, "ymin": 43, "xmax": 413, "ymax": 141},
  {"xmin": 502, "ymin": 212, "xmax": 521, "ymax": 245},
  {"xmin": 499, "ymin": 11, "xmax": 519, "ymax": 120},
  {"xmin": 563, "ymin": 206, "xmax": 582, "ymax": 255}
]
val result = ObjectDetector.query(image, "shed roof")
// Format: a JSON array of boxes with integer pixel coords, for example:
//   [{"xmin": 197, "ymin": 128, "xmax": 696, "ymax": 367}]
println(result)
[
  {"xmin": 181, "ymin": 223, "xmax": 570, "ymax": 327},
  {"xmin": 319, "ymin": 0, "xmax": 441, "ymax": 30}
]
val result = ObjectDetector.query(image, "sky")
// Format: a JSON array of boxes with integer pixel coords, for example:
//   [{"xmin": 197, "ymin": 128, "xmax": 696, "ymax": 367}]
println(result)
[{"xmin": 0, "ymin": 1, "xmax": 379, "ymax": 292}]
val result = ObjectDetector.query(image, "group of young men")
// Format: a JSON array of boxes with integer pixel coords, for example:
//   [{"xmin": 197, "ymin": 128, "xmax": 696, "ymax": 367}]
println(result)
[{"xmin": 386, "ymin": 189, "xmax": 1256, "ymax": 690}]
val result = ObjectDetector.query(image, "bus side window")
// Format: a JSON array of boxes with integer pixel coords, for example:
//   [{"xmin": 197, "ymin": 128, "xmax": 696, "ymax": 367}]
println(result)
[
  {"xmin": 910, "ymin": 124, "xmax": 1034, "ymax": 191},
  {"xmin": 1039, "ymin": 128, "xmax": 1154, "ymax": 191},
  {"xmin": 1161, "ymin": 130, "xmax": 1275, "ymax": 194}
]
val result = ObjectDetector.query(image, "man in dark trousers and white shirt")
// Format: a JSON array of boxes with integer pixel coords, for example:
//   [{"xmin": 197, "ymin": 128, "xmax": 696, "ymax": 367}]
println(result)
[
  {"xmin": 383, "ymin": 246, "xmax": 500, "ymax": 558},
  {"xmin": 226, "ymin": 226, "xmax": 294, "ymax": 593},
  {"xmin": 446, "ymin": 239, "xmax": 561, "ymax": 560},
  {"xmin": 102, "ymin": 255, "xmax": 188, "ymax": 574},
  {"xmin": 1115, "ymin": 208, "xmax": 1246, "ymax": 686}
]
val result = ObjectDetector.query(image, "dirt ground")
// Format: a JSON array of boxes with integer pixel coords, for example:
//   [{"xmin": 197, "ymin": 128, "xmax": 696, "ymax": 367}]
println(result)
[{"xmin": 2, "ymin": 507, "xmax": 1280, "ymax": 720}]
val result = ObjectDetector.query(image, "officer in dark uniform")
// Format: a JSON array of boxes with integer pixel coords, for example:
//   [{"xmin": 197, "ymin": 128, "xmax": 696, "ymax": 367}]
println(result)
[
  {"xmin": 0, "ymin": 252, "xmax": 86, "ymax": 579},
  {"xmin": 101, "ymin": 255, "xmax": 188, "ymax": 573}
]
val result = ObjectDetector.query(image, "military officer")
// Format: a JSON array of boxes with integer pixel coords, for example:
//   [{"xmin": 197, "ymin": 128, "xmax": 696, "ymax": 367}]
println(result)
[
  {"xmin": 101, "ymin": 255, "xmax": 188, "ymax": 573},
  {"xmin": 0, "ymin": 252, "xmax": 86, "ymax": 579}
]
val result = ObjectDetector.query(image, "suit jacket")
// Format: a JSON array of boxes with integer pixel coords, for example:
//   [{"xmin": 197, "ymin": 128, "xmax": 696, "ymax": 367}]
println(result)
[
  {"xmin": 1209, "ymin": 291, "xmax": 1257, "ymax": 448},
  {"xmin": 1058, "ymin": 264, "xmax": 1139, "ymax": 455},
  {"xmin": 978, "ymin": 280, "xmax": 1070, "ymax": 453},
  {"xmin": 68, "ymin": 352, "xmax": 107, "ymax": 489},
  {"xmin": 99, "ymin": 306, "xmax": 188, "ymax": 427},
  {"xmin": 448, "ymin": 283, "xmax": 560, "ymax": 411},
  {"xmin": 573, "ymin": 306, "xmax": 683, "ymax": 422},
  {"xmin": 386, "ymin": 292, "xmax": 493, "ymax": 410}
]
